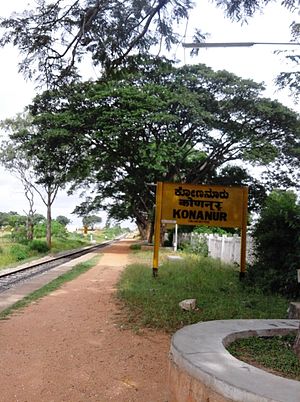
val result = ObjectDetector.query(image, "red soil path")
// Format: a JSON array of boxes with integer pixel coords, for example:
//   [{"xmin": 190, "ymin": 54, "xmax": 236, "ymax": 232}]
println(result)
[{"xmin": 0, "ymin": 239, "xmax": 170, "ymax": 402}]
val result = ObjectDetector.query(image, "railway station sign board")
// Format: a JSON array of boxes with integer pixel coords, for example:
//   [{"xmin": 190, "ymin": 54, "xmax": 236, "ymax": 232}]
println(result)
[{"xmin": 153, "ymin": 182, "xmax": 248, "ymax": 278}]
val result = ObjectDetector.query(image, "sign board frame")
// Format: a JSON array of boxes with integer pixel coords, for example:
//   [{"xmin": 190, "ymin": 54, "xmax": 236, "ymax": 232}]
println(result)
[{"xmin": 152, "ymin": 182, "xmax": 248, "ymax": 278}]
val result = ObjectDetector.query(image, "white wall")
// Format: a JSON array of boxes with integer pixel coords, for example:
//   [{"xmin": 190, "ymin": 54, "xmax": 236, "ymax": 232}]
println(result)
[{"xmin": 178, "ymin": 233, "xmax": 255, "ymax": 265}]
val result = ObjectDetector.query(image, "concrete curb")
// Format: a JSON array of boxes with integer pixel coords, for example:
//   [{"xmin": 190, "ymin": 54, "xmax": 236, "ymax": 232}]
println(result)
[{"xmin": 169, "ymin": 319, "xmax": 300, "ymax": 402}]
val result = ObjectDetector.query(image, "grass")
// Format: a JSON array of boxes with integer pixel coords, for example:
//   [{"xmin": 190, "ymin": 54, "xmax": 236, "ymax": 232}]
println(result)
[
  {"xmin": 117, "ymin": 249, "xmax": 300, "ymax": 380},
  {"xmin": 228, "ymin": 335, "xmax": 300, "ymax": 381},
  {"xmin": 117, "ymin": 251, "xmax": 288, "ymax": 332},
  {"xmin": 0, "ymin": 227, "xmax": 127, "ymax": 270},
  {"xmin": 49, "ymin": 236, "xmax": 91, "ymax": 253},
  {"xmin": 0, "ymin": 256, "xmax": 100, "ymax": 320},
  {"xmin": 0, "ymin": 235, "xmax": 93, "ymax": 270}
]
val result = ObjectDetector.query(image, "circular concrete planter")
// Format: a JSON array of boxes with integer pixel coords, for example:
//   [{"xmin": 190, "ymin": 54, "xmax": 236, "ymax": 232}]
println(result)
[{"xmin": 169, "ymin": 319, "xmax": 300, "ymax": 402}]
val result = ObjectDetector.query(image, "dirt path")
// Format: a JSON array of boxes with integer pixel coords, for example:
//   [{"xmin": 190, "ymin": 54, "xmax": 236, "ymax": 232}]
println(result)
[{"xmin": 0, "ymin": 240, "xmax": 170, "ymax": 402}]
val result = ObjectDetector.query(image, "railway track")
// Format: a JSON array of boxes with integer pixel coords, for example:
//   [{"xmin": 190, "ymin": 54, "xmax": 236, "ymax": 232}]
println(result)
[{"xmin": 0, "ymin": 238, "xmax": 119, "ymax": 294}]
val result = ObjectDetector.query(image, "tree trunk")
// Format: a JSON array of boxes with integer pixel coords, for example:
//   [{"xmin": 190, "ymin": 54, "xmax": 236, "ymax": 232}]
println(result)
[
  {"xmin": 294, "ymin": 323, "xmax": 300, "ymax": 360},
  {"xmin": 27, "ymin": 217, "xmax": 34, "ymax": 241},
  {"xmin": 147, "ymin": 219, "xmax": 155, "ymax": 244},
  {"xmin": 46, "ymin": 193, "xmax": 52, "ymax": 249},
  {"xmin": 136, "ymin": 222, "xmax": 148, "ymax": 240},
  {"xmin": 24, "ymin": 185, "xmax": 35, "ymax": 241}
]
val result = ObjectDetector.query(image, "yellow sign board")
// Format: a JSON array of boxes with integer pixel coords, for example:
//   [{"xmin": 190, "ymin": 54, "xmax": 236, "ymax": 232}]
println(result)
[
  {"xmin": 161, "ymin": 183, "xmax": 246, "ymax": 228},
  {"xmin": 153, "ymin": 182, "xmax": 248, "ymax": 278}
]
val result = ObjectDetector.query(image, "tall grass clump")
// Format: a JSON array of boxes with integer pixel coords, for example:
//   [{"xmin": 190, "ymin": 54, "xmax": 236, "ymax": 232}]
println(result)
[
  {"xmin": 9, "ymin": 244, "xmax": 30, "ymax": 261},
  {"xmin": 29, "ymin": 240, "xmax": 50, "ymax": 253},
  {"xmin": 117, "ymin": 254, "xmax": 288, "ymax": 332}
]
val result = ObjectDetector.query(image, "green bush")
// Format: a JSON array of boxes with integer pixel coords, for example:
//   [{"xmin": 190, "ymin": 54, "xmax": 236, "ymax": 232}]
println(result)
[
  {"xmin": 193, "ymin": 225, "xmax": 228, "ymax": 235},
  {"xmin": 179, "ymin": 236, "xmax": 209, "ymax": 257},
  {"xmin": 34, "ymin": 220, "xmax": 68, "ymax": 239},
  {"xmin": 130, "ymin": 243, "xmax": 142, "ymax": 250},
  {"xmin": 9, "ymin": 244, "xmax": 30, "ymax": 261},
  {"xmin": 102, "ymin": 225, "xmax": 124, "ymax": 239},
  {"xmin": 193, "ymin": 236, "xmax": 209, "ymax": 257},
  {"xmin": 247, "ymin": 190, "xmax": 300, "ymax": 298},
  {"xmin": 11, "ymin": 226, "xmax": 27, "ymax": 243},
  {"xmin": 29, "ymin": 240, "xmax": 50, "ymax": 253}
]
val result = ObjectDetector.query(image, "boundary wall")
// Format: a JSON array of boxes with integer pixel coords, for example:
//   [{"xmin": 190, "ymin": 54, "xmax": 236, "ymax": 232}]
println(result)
[{"xmin": 178, "ymin": 233, "xmax": 255, "ymax": 264}]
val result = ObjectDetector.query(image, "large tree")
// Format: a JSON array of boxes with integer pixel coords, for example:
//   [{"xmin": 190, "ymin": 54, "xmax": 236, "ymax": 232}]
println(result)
[{"xmin": 25, "ymin": 57, "xmax": 300, "ymax": 239}]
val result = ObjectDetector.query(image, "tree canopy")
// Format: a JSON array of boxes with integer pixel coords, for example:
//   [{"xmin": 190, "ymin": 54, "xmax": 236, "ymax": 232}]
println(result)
[
  {"xmin": 56, "ymin": 215, "xmax": 71, "ymax": 226},
  {"xmin": 1, "ymin": 0, "xmax": 299, "ymax": 91},
  {"xmin": 0, "ymin": 0, "xmax": 195, "ymax": 86},
  {"xmin": 24, "ymin": 57, "xmax": 300, "ymax": 238},
  {"xmin": 82, "ymin": 214, "xmax": 102, "ymax": 229},
  {"xmin": 248, "ymin": 189, "xmax": 300, "ymax": 298}
]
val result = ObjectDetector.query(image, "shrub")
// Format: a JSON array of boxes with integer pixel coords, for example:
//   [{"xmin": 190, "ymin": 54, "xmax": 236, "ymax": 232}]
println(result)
[
  {"xmin": 102, "ymin": 225, "xmax": 124, "ymax": 239},
  {"xmin": 9, "ymin": 244, "xmax": 29, "ymax": 261},
  {"xmin": 29, "ymin": 240, "xmax": 50, "ymax": 253},
  {"xmin": 192, "ymin": 236, "xmax": 209, "ymax": 257},
  {"xmin": 130, "ymin": 243, "xmax": 142, "ymax": 250},
  {"xmin": 11, "ymin": 226, "xmax": 27, "ymax": 243},
  {"xmin": 34, "ymin": 220, "xmax": 68, "ymax": 239},
  {"xmin": 193, "ymin": 225, "xmax": 228, "ymax": 235},
  {"xmin": 247, "ymin": 190, "xmax": 300, "ymax": 298},
  {"xmin": 179, "ymin": 236, "xmax": 209, "ymax": 257}
]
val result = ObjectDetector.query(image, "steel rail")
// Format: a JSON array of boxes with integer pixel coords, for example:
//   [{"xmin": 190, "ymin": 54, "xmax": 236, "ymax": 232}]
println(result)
[
  {"xmin": 0, "ymin": 237, "xmax": 125, "ymax": 293},
  {"xmin": 0, "ymin": 240, "xmax": 116, "ymax": 280}
]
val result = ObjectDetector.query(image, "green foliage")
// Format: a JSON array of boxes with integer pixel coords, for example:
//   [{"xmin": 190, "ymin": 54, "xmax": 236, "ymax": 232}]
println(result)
[
  {"xmin": 0, "ymin": 0, "xmax": 299, "ymax": 103},
  {"xmin": 180, "ymin": 236, "xmax": 209, "ymax": 257},
  {"xmin": 82, "ymin": 214, "xmax": 102, "ymax": 230},
  {"xmin": 49, "ymin": 236, "xmax": 89, "ymax": 254},
  {"xmin": 0, "ymin": 211, "xmax": 20, "ymax": 227},
  {"xmin": 9, "ymin": 244, "xmax": 30, "ymax": 261},
  {"xmin": 32, "ymin": 214, "xmax": 46, "ymax": 225},
  {"xmin": 1, "ymin": 113, "xmax": 73, "ymax": 249},
  {"xmin": 0, "ymin": 1, "xmax": 195, "ymax": 86},
  {"xmin": 248, "ymin": 190, "xmax": 300, "ymax": 297},
  {"xmin": 1, "ymin": 0, "xmax": 298, "ymax": 101},
  {"xmin": 130, "ymin": 243, "xmax": 142, "ymax": 250},
  {"xmin": 211, "ymin": 166, "xmax": 267, "ymax": 213},
  {"xmin": 33, "ymin": 223, "xmax": 46, "ymax": 238},
  {"xmin": 28, "ymin": 57, "xmax": 299, "ymax": 240},
  {"xmin": 0, "ymin": 232, "xmax": 91, "ymax": 269},
  {"xmin": 34, "ymin": 220, "xmax": 67, "ymax": 239},
  {"xmin": 117, "ymin": 253, "xmax": 288, "ymax": 332},
  {"xmin": 7, "ymin": 213, "xmax": 27, "ymax": 228},
  {"xmin": 11, "ymin": 225, "xmax": 28, "ymax": 244},
  {"xmin": 55, "ymin": 215, "xmax": 70, "ymax": 227},
  {"xmin": 193, "ymin": 225, "xmax": 228, "ymax": 235},
  {"xmin": 228, "ymin": 335, "xmax": 300, "ymax": 381},
  {"xmin": 29, "ymin": 240, "xmax": 50, "ymax": 253},
  {"xmin": 102, "ymin": 225, "xmax": 125, "ymax": 239}
]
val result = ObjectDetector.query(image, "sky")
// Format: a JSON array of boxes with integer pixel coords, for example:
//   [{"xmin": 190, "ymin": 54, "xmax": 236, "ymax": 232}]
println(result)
[{"xmin": 0, "ymin": 0, "xmax": 299, "ymax": 230}]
